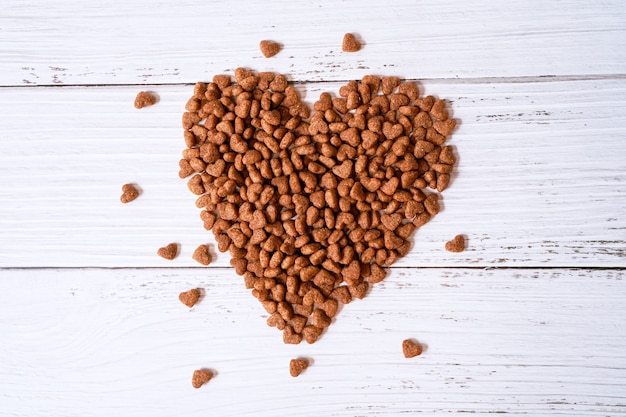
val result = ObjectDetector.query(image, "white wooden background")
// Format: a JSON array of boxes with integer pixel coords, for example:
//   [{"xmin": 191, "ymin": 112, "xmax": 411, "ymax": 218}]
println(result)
[{"xmin": 1, "ymin": 1, "xmax": 625, "ymax": 416}]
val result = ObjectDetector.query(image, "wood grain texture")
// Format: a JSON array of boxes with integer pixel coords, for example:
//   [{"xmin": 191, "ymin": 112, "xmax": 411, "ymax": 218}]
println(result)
[
  {"xmin": 0, "ymin": 268, "xmax": 624, "ymax": 417},
  {"xmin": 1, "ymin": 0, "xmax": 625, "ymax": 86},
  {"xmin": 0, "ymin": 79, "xmax": 624, "ymax": 268},
  {"xmin": 1, "ymin": 1, "xmax": 626, "ymax": 415}
]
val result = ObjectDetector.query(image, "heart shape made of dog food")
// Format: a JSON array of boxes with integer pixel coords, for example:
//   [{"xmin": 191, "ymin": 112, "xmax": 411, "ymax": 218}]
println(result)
[{"xmin": 179, "ymin": 69, "xmax": 456, "ymax": 344}]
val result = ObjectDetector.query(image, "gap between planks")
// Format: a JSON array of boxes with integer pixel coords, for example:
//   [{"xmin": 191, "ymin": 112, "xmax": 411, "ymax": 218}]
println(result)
[
  {"xmin": 2, "ymin": 73, "xmax": 626, "ymax": 89},
  {"xmin": 2, "ymin": 266, "xmax": 625, "ymax": 271}
]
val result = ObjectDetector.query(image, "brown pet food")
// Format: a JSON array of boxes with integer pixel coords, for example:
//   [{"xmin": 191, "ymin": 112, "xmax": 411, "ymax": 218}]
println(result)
[
  {"xmin": 192, "ymin": 244, "xmax": 212, "ymax": 265},
  {"xmin": 402, "ymin": 339, "xmax": 423, "ymax": 358},
  {"xmin": 289, "ymin": 358, "xmax": 309, "ymax": 377},
  {"xmin": 180, "ymin": 70, "xmax": 457, "ymax": 344},
  {"xmin": 191, "ymin": 369, "xmax": 212, "ymax": 388},
  {"xmin": 134, "ymin": 91, "xmax": 157, "ymax": 109},
  {"xmin": 179, "ymin": 288, "xmax": 200, "ymax": 307},
  {"xmin": 120, "ymin": 183, "xmax": 139, "ymax": 204},
  {"xmin": 445, "ymin": 234, "xmax": 465, "ymax": 252},
  {"xmin": 342, "ymin": 33, "xmax": 361, "ymax": 52},
  {"xmin": 157, "ymin": 243, "xmax": 178, "ymax": 260},
  {"xmin": 259, "ymin": 40, "xmax": 281, "ymax": 58}
]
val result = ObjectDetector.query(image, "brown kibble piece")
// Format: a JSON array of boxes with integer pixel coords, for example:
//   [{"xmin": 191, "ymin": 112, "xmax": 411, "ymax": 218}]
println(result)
[
  {"xmin": 120, "ymin": 183, "xmax": 139, "ymax": 204},
  {"xmin": 192, "ymin": 244, "xmax": 212, "ymax": 265},
  {"xmin": 289, "ymin": 358, "xmax": 309, "ymax": 377},
  {"xmin": 260, "ymin": 40, "xmax": 281, "ymax": 58},
  {"xmin": 368, "ymin": 263, "xmax": 386, "ymax": 284},
  {"xmin": 312, "ymin": 308, "xmax": 332, "ymax": 328},
  {"xmin": 424, "ymin": 194, "xmax": 439, "ymax": 216},
  {"xmin": 157, "ymin": 243, "xmax": 178, "ymax": 260},
  {"xmin": 402, "ymin": 339, "xmax": 423, "ymax": 358},
  {"xmin": 439, "ymin": 146, "xmax": 456, "ymax": 165},
  {"xmin": 179, "ymin": 159, "xmax": 194, "ymax": 178},
  {"xmin": 342, "ymin": 33, "xmax": 361, "ymax": 52},
  {"xmin": 430, "ymin": 100, "xmax": 448, "ymax": 120},
  {"xmin": 433, "ymin": 119, "xmax": 456, "ymax": 136},
  {"xmin": 179, "ymin": 288, "xmax": 200, "ymax": 308},
  {"xmin": 283, "ymin": 326, "xmax": 303, "ymax": 344},
  {"xmin": 445, "ymin": 234, "xmax": 465, "ymax": 253},
  {"xmin": 381, "ymin": 76, "xmax": 401, "ymax": 95},
  {"xmin": 302, "ymin": 325, "xmax": 323, "ymax": 344},
  {"xmin": 437, "ymin": 173, "xmax": 451, "ymax": 192},
  {"xmin": 192, "ymin": 369, "xmax": 212, "ymax": 388},
  {"xmin": 213, "ymin": 74, "xmax": 231, "ymax": 90},
  {"xmin": 134, "ymin": 91, "xmax": 157, "ymax": 109}
]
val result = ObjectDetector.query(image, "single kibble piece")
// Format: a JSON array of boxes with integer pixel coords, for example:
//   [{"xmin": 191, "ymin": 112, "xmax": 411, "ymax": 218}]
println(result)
[
  {"xmin": 342, "ymin": 33, "xmax": 361, "ymax": 52},
  {"xmin": 134, "ymin": 91, "xmax": 157, "ymax": 109},
  {"xmin": 445, "ymin": 234, "xmax": 465, "ymax": 253},
  {"xmin": 259, "ymin": 40, "xmax": 281, "ymax": 58},
  {"xmin": 191, "ymin": 369, "xmax": 212, "ymax": 388},
  {"xmin": 192, "ymin": 244, "xmax": 212, "ymax": 265},
  {"xmin": 120, "ymin": 183, "xmax": 139, "ymax": 204},
  {"xmin": 179, "ymin": 288, "xmax": 200, "ymax": 308},
  {"xmin": 157, "ymin": 243, "xmax": 178, "ymax": 260},
  {"xmin": 289, "ymin": 358, "xmax": 309, "ymax": 377},
  {"xmin": 402, "ymin": 339, "xmax": 423, "ymax": 358}
]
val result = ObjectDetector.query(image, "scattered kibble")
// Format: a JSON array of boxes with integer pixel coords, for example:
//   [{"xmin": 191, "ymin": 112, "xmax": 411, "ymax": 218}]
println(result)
[
  {"xmin": 259, "ymin": 40, "xmax": 281, "ymax": 58},
  {"xmin": 180, "ymin": 69, "xmax": 457, "ymax": 344},
  {"xmin": 179, "ymin": 288, "xmax": 200, "ymax": 308},
  {"xmin": 445, "ymin": 234, "xmax": 465, "ymax": 253},
  {"xmin": 191, "ymin": 369, "xmax": 212, "ymax": 388},
  {"xmin": 157, "ymin": 243, "xmax": 178, "ymax": 260},
  {"xmin": 119, "ymin": 183, "xmax": 139, "ymax": 204},
  {"xmin": 402, "ymin": 339, "xmax": 423, "ymax": 358},
  {"xmin": 192, "ymin": 244, "xmax": 212, "ymax": 265},
  {"xmin": 342, "ymin": 33, "xmax": 361, "ymax": 52},
  {"xmin": 289, "ymin": 358, "xmax": 309, "ymax": 377},
  {"xmin": 134, "ymin": 91, "xmax": 157, "ymax": 109}
]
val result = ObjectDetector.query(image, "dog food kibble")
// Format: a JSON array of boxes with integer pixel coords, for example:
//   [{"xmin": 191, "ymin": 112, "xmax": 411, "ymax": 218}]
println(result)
[
  {"xmin": 191, "ymin": 369, "xmax": 212, "ymax": 388},
  {"xmin": 134, "ymin": 91, "xmax": 157, "ymax": 109},
  {"xmin": 179, "ymin": 288, "xmax": 200, "ymax": 308},
  {"xmin": 342, "ymin": 33, "xmax": 361, "ymax": 52},
  {"xmin": 192, "ymin": 244, "xmax": 212, "ymax": 265},
  {"xmin": 120, "ymin": 183, "xmax": 139, "ymax": 203},
  {"xmin": 180, "ymin": 70, "xmax": 457, "ymax": 344},
  {"xmin": 259, "ymin": 40, "xmax": 281, "ymax": 58},
  {"xmin": 402, "ymin": 339, "xmax": 423, "ymax": 358},
  {"xmin": 289, "ymin": 358, "xmax": 309, "ymax": 377},
  {"xmin": 445, "ymin": 234, "xmax": 465, "ymax": 253},
  {"xmin": 157, "ymin": 243, "xmax": 178, "ymax": 260}
]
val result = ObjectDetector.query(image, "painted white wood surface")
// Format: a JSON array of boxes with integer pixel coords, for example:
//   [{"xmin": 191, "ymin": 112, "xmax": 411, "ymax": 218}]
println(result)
[
  {"xmin": 1, "ymin": 0, "xmax": 626, "ymax": 415},
  {"xmin": 1, "ymin": 268, "xmax": 625, "ymax": 417},
  {"xmin": 1, "ymin": 79, "xmax": 625, "ymax": 268},
  {"xmin": 1, "ymin": 0, "xmax": 625, "ymax": 86}
]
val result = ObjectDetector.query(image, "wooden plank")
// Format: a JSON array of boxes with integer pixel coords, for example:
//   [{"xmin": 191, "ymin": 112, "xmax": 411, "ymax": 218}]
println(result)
[
  {"xmin": 1, "ymin": 79, "xmax": 624, "ymax": 268},
  {"xmin": 1, "ymin": 0, "xmax": 625, "ymax": 86},
  {"xmin": 0, "ymin": 267, "xmax": 624, "ymax": 416}
]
